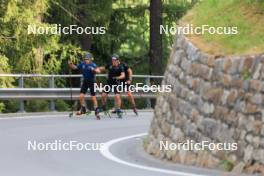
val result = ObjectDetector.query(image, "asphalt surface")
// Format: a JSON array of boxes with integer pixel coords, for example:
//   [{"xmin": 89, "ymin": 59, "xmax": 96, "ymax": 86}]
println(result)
[{"xmin": 0, "ymin": 111, "xmax": 241, "ymax": 176}]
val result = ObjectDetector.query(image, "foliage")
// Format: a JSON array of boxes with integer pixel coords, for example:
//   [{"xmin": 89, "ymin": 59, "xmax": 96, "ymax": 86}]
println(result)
[
  {"xmin": 182, "ymin": 0, "xmax": 264, "ymax": 55},
  {"xmin": 25, "ymin": 100, "xmax": 49, "ymax": 112},
  {"xmin": 0, "ymin": 0, "xmax": 193, "ymax": 113},
  {"xmin": 219, "ymin": 159, "xmax": 235, "ymax": 171},
  {"xmin": 0, "ymin": 102, "xmax": 5, "ymax": 113},
  {"xmin": 0, "ymin": 54, "xmax": 13, "ymax": 87},
  {"xmin": 0, "ymin": 0, "xmax": 60, "ymax": 73}
]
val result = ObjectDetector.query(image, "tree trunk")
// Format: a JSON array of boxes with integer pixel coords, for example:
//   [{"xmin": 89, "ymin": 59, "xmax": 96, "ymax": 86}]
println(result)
[
  {"xmin": 80, "ymin": 34, "xmax": 92, "ymax": 51},
  {"xmin": 149, "ymin": 0, "xmax": 162, "ymax": 75}
]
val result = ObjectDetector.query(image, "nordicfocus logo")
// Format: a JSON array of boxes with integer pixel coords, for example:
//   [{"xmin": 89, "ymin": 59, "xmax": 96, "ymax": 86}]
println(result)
[
  {"xmin": 160, "ymin": 24, "xmax": 238, "ymax": 35},
  {"xmin": 27, "ymin": 140, "xmax": 104, "ymax": 151},
  {"xmin": 94, "ymin": 82, "xmax": 172, "ymax": 93},
  {"xmin": 160, "ymin": 140, "xmax": 238, "ymax": 151},
  {"xmin": 27, "ymin": 24, "xmax": 106, "ymax": 35}
]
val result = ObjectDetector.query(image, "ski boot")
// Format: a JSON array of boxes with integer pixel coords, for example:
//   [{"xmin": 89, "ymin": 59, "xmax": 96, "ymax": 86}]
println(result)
[
  {"xmin": 95, "ymin": 107, "xmax": 100, "ymax": 120},
  {"xmin": 132, "ymin": 107, "xmax": 138, "ymax": 116},
  {"xmin": 76, "ymin": 106, "xmax": 86, "ymax": 116},
  {"xmin": 116, "ymin": 109, "xmax": 123, "ymax": 119}
]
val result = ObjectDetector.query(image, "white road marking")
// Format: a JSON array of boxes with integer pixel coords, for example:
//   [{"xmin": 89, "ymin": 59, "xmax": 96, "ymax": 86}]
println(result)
[{"xmin": 100, "ymin": 133, "xmax": 208, "ymax": 176}]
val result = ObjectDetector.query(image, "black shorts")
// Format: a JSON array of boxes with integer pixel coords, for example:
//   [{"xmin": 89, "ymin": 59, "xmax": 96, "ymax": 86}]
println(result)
[
  {"xmin": 80, "ymin": 79, "xmax": 96, "ymax": 96},
  {"xmin": 103, "ymin": 79, "xmax": 121, "ymax": 94}
]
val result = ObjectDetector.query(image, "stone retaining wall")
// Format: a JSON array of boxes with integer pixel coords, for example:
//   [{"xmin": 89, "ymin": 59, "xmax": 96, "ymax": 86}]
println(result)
[{"xmin": 145, "ymin": 33, "xmax": 264, "ymax": 173}]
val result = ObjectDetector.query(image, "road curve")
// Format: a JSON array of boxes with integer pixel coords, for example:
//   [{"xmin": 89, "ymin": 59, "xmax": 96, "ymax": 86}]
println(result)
[{"xmin": 0, "ymin": 111, "xmax": 235, "ymax": 176}]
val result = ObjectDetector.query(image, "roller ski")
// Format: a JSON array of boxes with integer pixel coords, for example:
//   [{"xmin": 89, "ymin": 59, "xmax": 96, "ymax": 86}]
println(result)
[
  {"xmin": 69, "ymin": 106, "xmax": 100, "ymax": 120},
  {"xmin": 110, "ymin": 108, "xmax": 123, "ymax": 118},
  {"xmin": 100, "ymin": 105, "xmax": 111, "ymax": 118}
]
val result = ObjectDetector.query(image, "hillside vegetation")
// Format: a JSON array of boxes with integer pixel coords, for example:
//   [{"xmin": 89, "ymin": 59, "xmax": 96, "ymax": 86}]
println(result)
[{"xmin": 181, "ymin": 0, "xmax": 264, "ymax": 55}]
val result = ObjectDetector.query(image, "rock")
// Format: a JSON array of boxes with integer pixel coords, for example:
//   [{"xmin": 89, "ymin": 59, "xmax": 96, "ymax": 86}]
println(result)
[
  {"xmin": 245, "ymin": 134, "xmax": 253, "ymax": 143},
  {"xmin": 239, "ymin": 57, "xmax": 254, "ymax": 72},
  {"xmin": 252, "ymin": 149, "xmax": 264, "ymax": 164},
  {"xmin": 243, "ymin": 145, "xmax": 254, "ymax": 163},
  {"xmin": 202, "ymin": 88, "xmax": 223, "ymax": 104},
  {"xmin": 173, "ymin": 49, "xmax": 185, "ymax": 65},
  {"xmin": 232, "ymin": 162, "xmax": 245, "ymax": 174},
  {"xmin": 227, "ymin": 89, "xmax": 238, "ymax": 106},
  {"xmin": 244, "ymin": 103, "xmax": 258, "ymax": 114},
  {"xmin": 249, "ymin": 93, "xmax": 262, "ymax": 105},
  {"xmin": 249, "ymin": 80, "xmax": 262, "ymax": 92},
  {"xmin": 253, "ymin": 64, "xmax": 262, "ymax": 79},
  {"xmin": 180, "ymin": 57, "xmax": 191, "ymax": 71},
  {"xmin": 170, "ymin": 127, "xmax": 184, "ymax": 142},
  {"xmin": 252, "ymin": 136, "xmax": 260, "ymax": 148},
  {"xmin": 202, "ymin": 102, "xmax": 215, "ymax": 114},
  {"xmin": 198, "ymin": 118, "xmax": 219, "ymax": 138},
  {"xmin": 221, "ymin": 74, "xmax": 232, "ymax": 87}
]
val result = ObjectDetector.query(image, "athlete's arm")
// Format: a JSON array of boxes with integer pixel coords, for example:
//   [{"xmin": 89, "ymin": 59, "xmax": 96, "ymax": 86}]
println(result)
[
  {"xmin": 98, "ymin": 66, "xmax": 106, "ymax": 73},
  {"xmin": 93, "ymin": 67, "xmax": 101, "ymax": 74},
  {"xmin": 127, "ymin": 68, "xmax": 133, "ymax": 80},
  {"xmin": 68, "ymin": 62, "xmax": 78, "ymax": 70},
  {"xmin": 115, "ymin": 72, "xmax": 125, "ymax": 80},
  {"xmin": 127, "ymin": 68, "xmax": 133, "ymax": 84}
]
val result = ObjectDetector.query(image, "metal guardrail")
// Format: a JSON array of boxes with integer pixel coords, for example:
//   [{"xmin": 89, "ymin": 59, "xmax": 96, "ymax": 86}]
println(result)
[
  {"xmin": 0, "ymin": 88, "xmax": 158, "ymax": 100},
  {"xmin": 0, "ymin": 74, "xmax": 164, "ymax": 112}
]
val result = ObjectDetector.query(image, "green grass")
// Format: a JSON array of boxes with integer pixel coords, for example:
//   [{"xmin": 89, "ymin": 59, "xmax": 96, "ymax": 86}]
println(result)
[{"xmin": 181, "ymin": 0, "xmax": 264, "ymax": 55}]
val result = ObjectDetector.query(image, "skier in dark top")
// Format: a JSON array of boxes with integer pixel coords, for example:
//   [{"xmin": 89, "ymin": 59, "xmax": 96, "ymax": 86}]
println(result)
[
  {"xmin": 68, "ymin": 52, "xmax": 101, "ymax": 119},
  {"xmin": 98, "ymin": 54, "xmax": 125, "ymax": 117},
  {"xmin": 112, "ymin": 59, "xmax": 138, "ymax": 115}
]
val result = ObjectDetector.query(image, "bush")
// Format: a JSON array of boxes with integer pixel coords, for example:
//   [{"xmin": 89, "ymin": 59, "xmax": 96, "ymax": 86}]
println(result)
[
  {"xmin": 3, "ymin": 100, "xmax": 20, "ymax": 113},
  {"xmin": 0, "ymin": 102, "xmax": 5, "ymax": 113},
  {"xmin": 25, "ymin": 100, "xmax": 49, "ymax": 112},
  {"xmin": 55, "ymin": 100, "xmax": 70, "ymax": 112}
]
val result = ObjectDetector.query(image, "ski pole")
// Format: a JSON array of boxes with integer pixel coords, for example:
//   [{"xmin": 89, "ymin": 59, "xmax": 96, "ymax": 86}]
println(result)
[{"xmin": 69, "ymin": 63, "xmax": 74, "ymax": 117}]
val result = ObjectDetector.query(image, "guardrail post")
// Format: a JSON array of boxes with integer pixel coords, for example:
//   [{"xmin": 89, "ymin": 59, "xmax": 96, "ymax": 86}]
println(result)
[
  {"xmin": 145, "ymin": 77, "xmax": 151, "ymax": 109},
  {"xmin": 18, "ymin": 76, "xmax": 25, "ymax": 113},
  {"xmin": 49, "ymin": 76, "xmax": 56, "ymax": 111}
]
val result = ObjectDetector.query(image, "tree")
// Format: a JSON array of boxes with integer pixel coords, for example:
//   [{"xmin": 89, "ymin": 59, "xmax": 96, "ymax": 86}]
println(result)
[{"xmin": 149, "ymin": 0, "xmax": 162, "ymax": 75}]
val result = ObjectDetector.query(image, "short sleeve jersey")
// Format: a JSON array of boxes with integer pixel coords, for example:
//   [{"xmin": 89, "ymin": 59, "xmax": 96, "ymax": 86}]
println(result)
[
  {"xmin": 105, "ymin": 63, "xmax": 124, "ymax": 81},
  {"xmin": 77, "ymin": 61, "xmax": 97, "ymax": 81}
]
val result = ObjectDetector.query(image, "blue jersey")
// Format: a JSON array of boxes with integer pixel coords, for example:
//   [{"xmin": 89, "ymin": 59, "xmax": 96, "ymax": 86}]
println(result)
[{"xmin": 77, "ymin": 62, "xmax": 97, "ymax": 80}]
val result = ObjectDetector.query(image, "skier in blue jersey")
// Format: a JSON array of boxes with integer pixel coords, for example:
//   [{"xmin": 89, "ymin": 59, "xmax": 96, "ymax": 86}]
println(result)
[{"xmin": 69, "ymin": 52, "xmax": 101, "ymax": 119}]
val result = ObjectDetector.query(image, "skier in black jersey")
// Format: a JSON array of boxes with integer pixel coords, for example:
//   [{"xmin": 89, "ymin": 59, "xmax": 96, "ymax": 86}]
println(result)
[{"xmin": 98, "ymin": 54, "xmax": 125, "ymax": 117}]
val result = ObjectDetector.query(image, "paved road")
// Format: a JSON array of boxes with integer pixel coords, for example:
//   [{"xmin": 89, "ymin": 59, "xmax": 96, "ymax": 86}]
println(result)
[{"xmin": 0, "ymin": 111, "xmax": 238, "ymax": 176}]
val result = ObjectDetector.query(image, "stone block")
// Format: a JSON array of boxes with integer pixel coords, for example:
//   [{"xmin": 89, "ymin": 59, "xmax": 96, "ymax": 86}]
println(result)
[
  {"xmin": 227, "ymin": 89, "xmax": 238, "ymax": 106},
  {"xmin": 202, "ymin": 102, "xmax": 215, "ymax": 115},
  {"xmin": 239, "ymin": 56, "xmax": 255, "ymax": 73},
  {"xmin": 244, "ymin": 103, "xmax": 258, "ymax": 114},
  {"xmin": 173, "ymin": 49, "xmax": 185, "ymax": 65},
  {"xmin": 249, "ymin": 93, "xmax": 262, "ymax": 105},
  {"xmin": 243, "ymin": 145, "xmax": 254, "ymax": 163},
  {"xmin": 202, "ymin": 88, "xmax": 223, "ymax": 104},
  {"xmin": 249, "ymin": 79, "xmax": 262, "ymax": 92}
]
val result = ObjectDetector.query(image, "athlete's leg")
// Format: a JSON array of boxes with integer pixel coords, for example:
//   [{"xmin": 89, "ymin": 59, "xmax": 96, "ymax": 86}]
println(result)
[
  {"xmin": 91, "ymin": 96, "xmax": 98, "ymax": 109},
  {"xmin": 89, "ymin": 82, "xmax": 98, "ymax": 109},
  {"xmin": 127, "ymin": 91, "xmax": 136, "ymax": 108},
  {"xmin": 77, "ymin": 79, "xmax": 88, "ymax": 115},
  {"xmin": 115, "ymin": 93, "xmax": 121, "ymax": 109},
  {"xmin": 102, "ymin": 92, "xmax": 108, "ymax": 106},
  {"xmin": 80, "ymin": 93, "xmax": 86, "ymax": 107}
]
